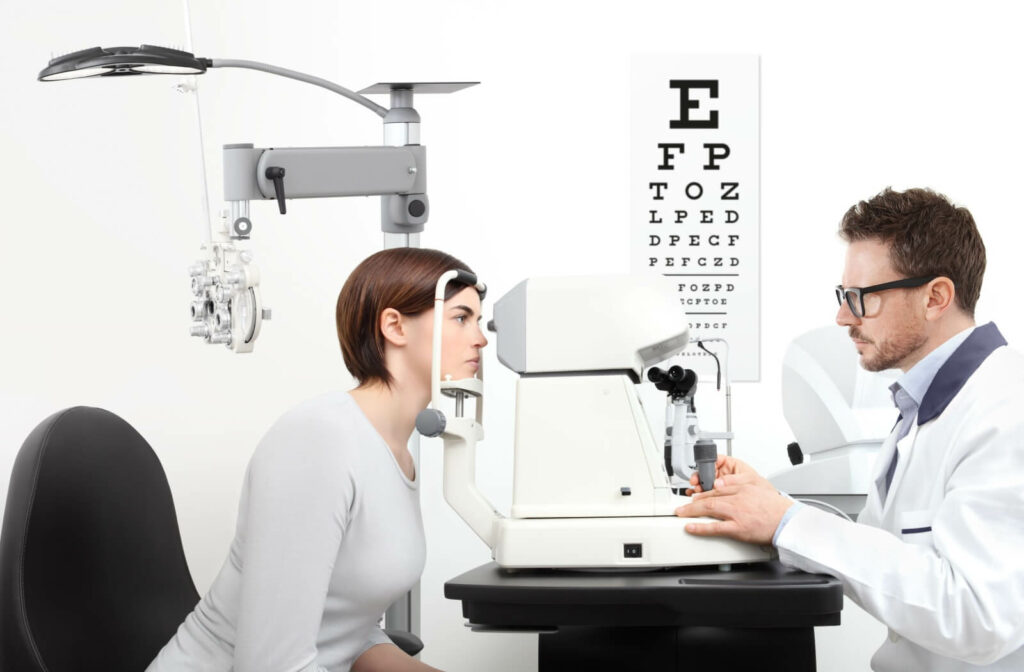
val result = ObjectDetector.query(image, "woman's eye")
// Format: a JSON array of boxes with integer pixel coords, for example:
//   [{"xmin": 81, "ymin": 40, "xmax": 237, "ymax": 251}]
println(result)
[{"xmin": 455, "ymin": 315, "xmax": 467, "ymax": 323}]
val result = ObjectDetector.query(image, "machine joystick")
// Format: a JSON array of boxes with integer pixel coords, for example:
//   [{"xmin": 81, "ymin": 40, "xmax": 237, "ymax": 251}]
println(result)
[{"xmin": 694, "ymin": 439, "xmax": 718, "ymax": 491}]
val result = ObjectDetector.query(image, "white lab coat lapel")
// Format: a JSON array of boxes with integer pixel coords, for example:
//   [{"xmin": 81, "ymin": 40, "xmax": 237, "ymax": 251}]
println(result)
[
  {"xmin": 881, "ymin": 421, "xmax": 919, "ymax": 520},
  {"xmin": 862, "ymin": 429, "xmax": 899, "ymax": 526}
]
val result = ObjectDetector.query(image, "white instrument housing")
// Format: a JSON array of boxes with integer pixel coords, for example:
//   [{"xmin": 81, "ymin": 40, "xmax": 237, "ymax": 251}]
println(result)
[
  {"xmin": 435, "ymin": 274, "xmax": 771, "ymax": 569},
  {"xmin": 492, "ymin": 276, "xmax": 692, "ymax": 378}
]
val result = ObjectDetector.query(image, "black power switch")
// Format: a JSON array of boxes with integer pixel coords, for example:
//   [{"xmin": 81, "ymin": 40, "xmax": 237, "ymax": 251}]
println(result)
[{"xmin": 623, "ymin": 543, "xmax": 643, "ymax": 558}]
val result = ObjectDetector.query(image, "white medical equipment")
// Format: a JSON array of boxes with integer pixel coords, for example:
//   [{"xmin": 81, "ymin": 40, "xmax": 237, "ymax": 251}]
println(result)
[
  {"xmin": 417, "ymin": 273, "xmax": 772, "ymax": 569},
  {"xmin": 39, "ymin": 44, "xmax": 476, "ymax": 353},
  {"xmin": 649, "ymin": 338, "xmax": 735, "ymax": 492},
  {"xmin": 770, "ymin": 326, "xmax": 899, "ymax": 519}
]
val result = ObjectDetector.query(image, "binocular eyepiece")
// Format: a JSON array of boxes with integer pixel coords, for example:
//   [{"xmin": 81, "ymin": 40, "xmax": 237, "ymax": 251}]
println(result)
[{"xmin": 647, "ymin": 365, "xmax": 697, "ymax": 399}]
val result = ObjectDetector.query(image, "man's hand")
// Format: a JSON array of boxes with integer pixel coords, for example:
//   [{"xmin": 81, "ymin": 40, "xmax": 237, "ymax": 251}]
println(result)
[
  {"xmin": 675, "ymin": 457, "xmax": 793, "ymax": 545},
  {"xmin": 685, "ymin": 455, "xmax": 757, "ymax": 495}
]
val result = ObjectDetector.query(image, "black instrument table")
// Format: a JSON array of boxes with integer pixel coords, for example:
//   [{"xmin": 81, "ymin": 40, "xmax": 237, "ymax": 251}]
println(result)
[{"xmin": 445, "ymin": 560, "xmax": 842, "ymax": 671}]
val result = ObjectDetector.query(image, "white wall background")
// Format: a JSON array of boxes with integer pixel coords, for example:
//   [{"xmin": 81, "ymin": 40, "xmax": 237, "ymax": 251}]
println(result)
[{"xmin": 2, "ymin": 1, "xmax": 1022, "ymax": 670}]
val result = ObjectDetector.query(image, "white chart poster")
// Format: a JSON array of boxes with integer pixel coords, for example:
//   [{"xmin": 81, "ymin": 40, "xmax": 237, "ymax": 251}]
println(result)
[{"xmin": 630, "ymin": 54, "xmax": 760, "ymax": 381}]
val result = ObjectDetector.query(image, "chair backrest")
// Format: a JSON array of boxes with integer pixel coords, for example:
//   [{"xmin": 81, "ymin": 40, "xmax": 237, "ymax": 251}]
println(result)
[{"xmin": 0, "ymin": 406, "xmax": 199, "ymax": 671}]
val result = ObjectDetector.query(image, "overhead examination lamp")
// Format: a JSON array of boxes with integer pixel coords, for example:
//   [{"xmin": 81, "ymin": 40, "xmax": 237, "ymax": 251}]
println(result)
[
  {"xmin": 39, "ymin": 45, "xmax": 209, "ymax": 79},
  {"xmin": 40, "ymin": 44, "xmax": 477, "ymax": 353}
]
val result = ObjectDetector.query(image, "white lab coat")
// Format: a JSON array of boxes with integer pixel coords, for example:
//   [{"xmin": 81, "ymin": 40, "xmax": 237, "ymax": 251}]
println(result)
[{"xmin": 776, "ymin": 335, "xmax": 1024, "ymax": 671}]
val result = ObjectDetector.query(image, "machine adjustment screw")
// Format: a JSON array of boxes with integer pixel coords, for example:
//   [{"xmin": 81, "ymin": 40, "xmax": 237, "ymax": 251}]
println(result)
[
  {"xmin": 407, "ymin": 198, "xmax": 426, "ymax": 218},
  {"xmin": 232, "ymin": 217, "xmax": 253, "ymax": 238},
  {"xmin": 415, "ymin": 408, "xmax": 447, "ymax": 437}
]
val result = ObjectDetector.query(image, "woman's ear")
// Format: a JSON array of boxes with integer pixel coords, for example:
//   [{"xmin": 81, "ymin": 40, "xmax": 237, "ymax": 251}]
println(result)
[{"xmin": 379, "ymin": 308, "xmax": 408, "ymax": 347}]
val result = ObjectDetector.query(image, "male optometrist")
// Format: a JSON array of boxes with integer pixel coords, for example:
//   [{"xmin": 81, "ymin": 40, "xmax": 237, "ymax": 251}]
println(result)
[{"xmin": 676, "ymin": 187, "xmax": 1024, "ymax": 671}]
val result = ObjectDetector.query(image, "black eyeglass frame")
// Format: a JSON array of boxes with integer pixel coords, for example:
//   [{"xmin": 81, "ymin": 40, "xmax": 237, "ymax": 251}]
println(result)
[{"xmin": 835, "ymin": 275, "xmax": 940, "ymax": 318}]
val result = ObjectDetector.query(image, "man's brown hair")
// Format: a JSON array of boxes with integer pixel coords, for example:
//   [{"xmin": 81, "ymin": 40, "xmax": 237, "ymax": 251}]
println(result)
[
  {"xmin": 839, "ymin": 187, "xmax": 986, "ymax": 316},
  {"xmin": 336, "ymin": 247, "xmax": 476, "ymax": 387}
]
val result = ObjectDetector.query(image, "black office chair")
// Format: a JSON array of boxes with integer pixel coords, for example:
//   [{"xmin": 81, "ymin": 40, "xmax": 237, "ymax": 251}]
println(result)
[
  {"xmin": 0, "ymin": 406, "xmax": 200, "ymax": 671},
  {"xmin": 0, "ymin": 406, "xmax": 423, "ymax": 670}
]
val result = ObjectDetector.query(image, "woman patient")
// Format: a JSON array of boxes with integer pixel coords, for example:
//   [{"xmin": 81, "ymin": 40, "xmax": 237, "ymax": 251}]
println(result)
[{"xmin": 147, "ymin": 247, "xmax": 488, "ymax": 672}]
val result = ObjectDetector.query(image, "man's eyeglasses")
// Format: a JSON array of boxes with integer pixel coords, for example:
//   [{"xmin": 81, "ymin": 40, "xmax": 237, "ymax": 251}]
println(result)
[{"xmin": 835, "ymin": 275, "xmax": 939, "ymax": 318}]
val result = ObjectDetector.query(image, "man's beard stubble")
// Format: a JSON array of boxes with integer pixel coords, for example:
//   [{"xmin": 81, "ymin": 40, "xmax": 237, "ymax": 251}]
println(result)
[{"xmin": 850, "ymin": 326, "xmax": 927, "ymax": 372}]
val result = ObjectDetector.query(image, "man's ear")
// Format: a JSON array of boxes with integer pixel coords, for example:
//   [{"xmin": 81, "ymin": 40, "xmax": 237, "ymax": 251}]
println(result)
[
  {"xmin": 379, "ymin": 308, "xmax": 408, "ymax": 347},
  {"xmin": 924, "ymin": 277, "xmax": 956, "ymax": 321}
]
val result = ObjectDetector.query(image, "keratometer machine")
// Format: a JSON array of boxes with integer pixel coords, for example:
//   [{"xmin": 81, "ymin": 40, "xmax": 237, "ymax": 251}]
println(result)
[{"xmin": 417, "ymin": 273, "xmax": 772, "ymax": 569}]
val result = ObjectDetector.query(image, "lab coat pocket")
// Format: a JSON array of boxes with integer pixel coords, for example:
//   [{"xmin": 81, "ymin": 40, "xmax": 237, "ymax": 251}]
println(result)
[{"xmin": 898, "ymin": 509, "xmax": 934, "ymax": 547}]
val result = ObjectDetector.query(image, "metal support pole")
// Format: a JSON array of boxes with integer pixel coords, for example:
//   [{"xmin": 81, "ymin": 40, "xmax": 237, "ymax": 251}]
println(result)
[{"xmin": 384, "ymin": 86, "xmax": 422, "ymax": 643}]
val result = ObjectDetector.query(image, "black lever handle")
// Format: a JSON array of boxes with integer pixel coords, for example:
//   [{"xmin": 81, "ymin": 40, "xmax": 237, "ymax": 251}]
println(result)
[{"xmin": 265, "ymin": 166, "xmax": 287, "ymax": 214}]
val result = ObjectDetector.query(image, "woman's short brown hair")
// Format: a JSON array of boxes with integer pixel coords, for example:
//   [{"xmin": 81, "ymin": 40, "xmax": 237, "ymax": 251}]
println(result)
[
  {"xmin": 336, "ymin": 248, "xmax": 476, "ymax": 387},
  {"xmin": 839, "ymin": 187, "xmax": 986, "ymax": 316}
]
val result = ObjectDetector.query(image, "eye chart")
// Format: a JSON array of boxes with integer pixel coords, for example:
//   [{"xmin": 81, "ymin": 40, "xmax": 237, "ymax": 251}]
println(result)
[{"xmin": 631, "ymin": 55, "xmax": 760, "ymax": 381}]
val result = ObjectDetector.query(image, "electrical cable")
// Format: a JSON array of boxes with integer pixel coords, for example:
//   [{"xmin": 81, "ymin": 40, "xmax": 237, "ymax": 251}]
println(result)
[
  {"xmin": 180, "ymin": 0, "xmax": 213, "ymax": 245},
  {"xmin": 795, "ymin": 497, "xmax": 854, "ymax": 522},
  {"xmin": 697, "ymin": 340, "xmax": 722, "ymax": 390}
]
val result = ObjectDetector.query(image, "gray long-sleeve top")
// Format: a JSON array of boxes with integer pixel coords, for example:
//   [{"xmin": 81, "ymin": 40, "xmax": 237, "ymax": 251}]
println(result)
[{"xmin": 147, "ymin": 391, "xmax": 426, "ymax": 672}]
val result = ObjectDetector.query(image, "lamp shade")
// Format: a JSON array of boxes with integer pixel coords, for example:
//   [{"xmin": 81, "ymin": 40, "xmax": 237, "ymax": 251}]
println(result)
[{"xmin": 39, "ymin": 45, "xmax": 211, "ymax": 81}]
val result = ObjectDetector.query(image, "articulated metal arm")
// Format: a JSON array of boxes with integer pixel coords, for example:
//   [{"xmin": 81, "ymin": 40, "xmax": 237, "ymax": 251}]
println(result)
[{"xmin": 209, "ymin": 59, "xmax": 388, "ymax": 117}]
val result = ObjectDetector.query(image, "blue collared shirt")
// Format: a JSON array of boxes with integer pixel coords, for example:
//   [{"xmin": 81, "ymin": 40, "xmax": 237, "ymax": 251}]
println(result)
[
  {"xmin": 891, "ymin": 325, "xmax": 976, "ymax": 436},
  {"xmin": 773, "ymin": 325, "xmax": 976, "ymax": 545}
]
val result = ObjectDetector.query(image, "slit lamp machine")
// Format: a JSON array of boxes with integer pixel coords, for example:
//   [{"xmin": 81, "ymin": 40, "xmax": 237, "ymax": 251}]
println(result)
[
  {"xmin": 417, "ymin": 272, "xmax": 771, "ymax": 569},
  {"xmin": 38, "ymin": 44, "xmax": 770, "ymax": 570}
]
